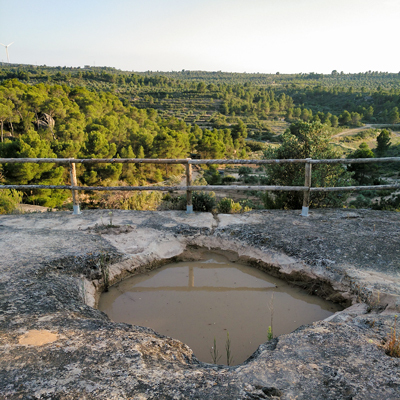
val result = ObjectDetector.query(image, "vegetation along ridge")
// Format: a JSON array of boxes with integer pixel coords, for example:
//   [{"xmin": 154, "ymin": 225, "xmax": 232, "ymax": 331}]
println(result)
[{"xmin": 0, "ymin": 65, "xmax": 399, "ymax": 213}]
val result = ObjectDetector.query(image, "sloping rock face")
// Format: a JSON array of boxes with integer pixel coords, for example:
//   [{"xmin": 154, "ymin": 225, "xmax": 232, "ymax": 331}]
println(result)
[{"xmin": 0, "ymin": 209, "xmax": 399, "ymax": 399}]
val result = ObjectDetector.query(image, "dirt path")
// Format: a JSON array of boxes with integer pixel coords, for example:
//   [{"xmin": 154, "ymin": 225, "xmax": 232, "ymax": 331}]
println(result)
[{"xmin": 332, "ymin": 124, "xmax": 400, "ymax": 139}]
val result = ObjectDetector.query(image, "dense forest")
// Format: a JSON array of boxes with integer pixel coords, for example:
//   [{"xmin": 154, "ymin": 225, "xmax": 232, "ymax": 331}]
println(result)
[{"xmin": 0, "ymin": 64, "xmax": 399, "ymax": 211}]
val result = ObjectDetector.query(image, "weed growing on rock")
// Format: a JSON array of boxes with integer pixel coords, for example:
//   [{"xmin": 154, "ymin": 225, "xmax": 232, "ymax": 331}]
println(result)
[
  {"xmin": 225, "ymin": 332, "xmax": 234, "ymax": 366},
  {"xmin": 210, "ymin": 337, "xmax": 221, "ymax": 364},
  {"xmin": 268, "ymin": 293, "xmax": 274, "ymax": 340},
  {"xmin": 385, "ymin": 315, "xmax": 400, "ymax": 357},
  {"xmin": 268, "ymin": 326, "xmax": 273, "ymax": 341}
]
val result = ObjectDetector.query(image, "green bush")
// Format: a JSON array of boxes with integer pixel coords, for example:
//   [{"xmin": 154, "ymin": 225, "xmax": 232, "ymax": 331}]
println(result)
[
  {"xmin": 193, "ymin": 191, "xmax": 216, "ymax": 212},
  {"xmin": 246, "ymin": 141, "xmax": 265, "ymax": 151},
  {"xmin": 238, "ymin": 167, "xmax": 252, "ymax": 176},
  {"xmin": 371, "ymin": 194, "xmax": 400, "ymax": 211},
  {"xmin": 231, "ymin": 201, "xmax": 242, "ymax": 213},
  {"xmin": 243, "ymin": 175, "xmax": 259, "ymax": 184},
  {"xmin": 193, "ymin": 176, "xmax": 208, "ymax": 186},
  {"xmin": 349, "ymin": 195, "xmax": 372, "ymax": 209},
  {"xmin": 217, "ymin": 197, "xmax": 242, "ymax": 214},
  {"xmin": 204, "ymin": 169, "xmax": 222, "ymax": 185},
  {"xmin": 239, "ymin": 199, "xmax": 256, "ymax": 211},
  {"xmin": 222, "ymin": 175, "xmax": 236, "ymax": 184},
  {"xmin": 95, "ymin": 191, "xmax": 163, "ymax": 211},
  {"xmin": 160, "ymin": 194, "xmax": 186, "ymax": 210},
  {"xmin": 0, "ymin": 189, "xmax": 23, "ymax": 214},
  {"xmin": 217, "ymin": 197, "xmax": 233, "ymax": 213}
]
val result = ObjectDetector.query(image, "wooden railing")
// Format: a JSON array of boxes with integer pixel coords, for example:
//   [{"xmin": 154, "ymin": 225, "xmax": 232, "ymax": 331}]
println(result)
[{"xmin": 0, "ymin": 157, "xmax": 399, "ymax": 216}]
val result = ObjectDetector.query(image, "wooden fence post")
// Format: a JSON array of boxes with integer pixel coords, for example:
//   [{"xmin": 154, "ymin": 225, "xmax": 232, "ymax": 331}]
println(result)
[
  {"xmin": 301, "ymin": 158, "xmax": 312, "ymax": 217},
  {"xmin": 186, "ymin": 158, "xmax": 193, "ymax": 213},
  {"xmin": 69, "ymin": 160, "xmax": 81, "ymax": 215}
]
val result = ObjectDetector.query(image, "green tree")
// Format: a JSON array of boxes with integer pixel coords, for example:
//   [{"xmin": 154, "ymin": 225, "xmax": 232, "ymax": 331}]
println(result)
[
  {"xmin": 0, "ymin": 130, "xmax": 67, "ymax": 206},
  {"xmin": 293, "ymin": 108, "xmax": 302, "ymax": 119},
  {"xmin": 119, "ymin": 145, "xmax": 137, "ymax": 185},
  {"xmin": 347, "ymin": 142, "xmax": 376, "ymax": 185},
  {"xmin": 197, "ymin": 82, "xmax": 207, "ymax": 93},
  {"xmin": 339, "ymin": 110, "xmax": 351, "ymax": 125},
  {"xmin": 376, "ymin": 129, "xmax": 391, "ymax": 155},
  {"xmin": 0, "ymin": 101, "xmax": 14, "ymax": 142},
  {"xmin": 24, "ymin": 85, "xmax": 46, "ymax": 129},
  {"xmin": 330, "ymin": 115, "xmax": 339, "ymax": 128},
  {"xmin": 262, "ymin": 122, "xmax": 352, "ymax": 209},
  {"xmin": 0, "ymin": 89, "xmax": 17, "ymax": 142},
  {"xmin": 350, "ymin": 112, "xmax": 363, "ymax": 127},
  {"xmin": 197, "ymin": 130, "xmax": 226, "ymax": 159},
  {"xmin": 389, "ymin": 107, "xmax": 399, "ymax": 124},
  {"xmin": 301, "ymin": 108, "xmax": 312, "ymax": 121}
]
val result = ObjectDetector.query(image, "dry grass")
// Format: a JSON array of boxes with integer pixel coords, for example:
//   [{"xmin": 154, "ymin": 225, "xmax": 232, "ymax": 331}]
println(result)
[{"xmin": 384, "ymin": 316, "xmax": 400, "ymax": 358}]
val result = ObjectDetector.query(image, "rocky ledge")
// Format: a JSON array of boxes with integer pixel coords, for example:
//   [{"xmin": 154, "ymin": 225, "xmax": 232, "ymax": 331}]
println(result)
[{"xmin": 0, "ymin": 209, "xmax": 399, "ymax": 399}]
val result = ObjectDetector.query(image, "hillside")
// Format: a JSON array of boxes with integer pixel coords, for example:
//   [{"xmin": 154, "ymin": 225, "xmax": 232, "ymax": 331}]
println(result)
[{"xmin": 0, "ymin": 65, "xmax": 399, "ymax": 211}]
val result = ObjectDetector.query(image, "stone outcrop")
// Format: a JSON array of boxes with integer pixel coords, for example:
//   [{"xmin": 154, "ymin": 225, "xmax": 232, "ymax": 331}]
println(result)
[{"xmin": 0, "ymin": 209, "xmax": 399, "ymax": 399}]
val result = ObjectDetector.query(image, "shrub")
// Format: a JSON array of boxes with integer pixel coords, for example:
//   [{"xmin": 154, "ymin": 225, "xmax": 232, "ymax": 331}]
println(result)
[
  {"xmin": 231, "ymin": 201, "xmax": 242, "ymax": 213},
  {"xmin": 217, "ymin": 197, "xmax": 233, "ymax": 213},
  {"xmin": 239, "ymin": 199, "xmax": 255, "ymax": 211},
  {"xmin": 222, "ymin": 175, "xmax": 236, "ymax": 184},
  {"xmin": 193, "ymin": 176, "xmax": 208, "ymax": 186},
  {"xmin": 238, "ymin": 166, "xmax": 252, "ymax": 176},
  {"xmin": 217, "ymin": 197, "xmax": 242, "ymax": 214},
  {"xmin": 384, "ymin": 316, "xmax": 400, "ymax": 358},
  {"xmin": 193, "ymin": 191, "xmax": 216, "ymax": 212},
  {"xmin": 349, "ymin": 195, "xmax": 371, "ymax": 209},
  {"xmin": 371, "ymin": 194, "xmax": 400, "ymax": 211},
  {"xmin": 204, "ymin": 167, "xmax": 222, "ymax": 185},
  {"xmin": 246, "ymin": 141, "xmax": 265, "ymax": 152},
  {"xmin": 243, "ymin": 175, "xmax": 259, "ymax": 184},
  {"xmin": 160, "ymin": 194, "xmax": 186, "ymax": 210},
  {"xmin": 0, "ymin": 189, "xmax": 22, "ymax": 214},
  {"xmin": 95, "ymin": 191, "xmax": 163, "ymax": 211}
]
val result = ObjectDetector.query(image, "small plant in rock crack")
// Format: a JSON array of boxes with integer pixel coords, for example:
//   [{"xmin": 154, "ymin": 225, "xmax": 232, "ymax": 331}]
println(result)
[
  {"xmin": 384, "ymin": 315, "xmax": 400, "ymax": 358},
  {"xmin": 210, "ymin": 337, "xmax": 221, "ymax": 364},
  {"xmin": 225, "ymin": 332, "xmax": 234, "ymax": 366},
  {"xmin": 109, "ymin": 211, "xmax": 113, "ymax": 226},
  {"xmin": 267, "ymin": 326, "xmax": 273, "ymax": 341},
  {"xmin": 268, "ymin": 293, "xmax": 274, "ymax": 340}
]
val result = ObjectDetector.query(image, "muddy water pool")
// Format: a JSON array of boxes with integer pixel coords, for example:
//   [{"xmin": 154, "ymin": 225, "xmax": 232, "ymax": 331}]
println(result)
[{"xmin": 98, "ymin": 252, "xmax": 342, "ymax": 365}]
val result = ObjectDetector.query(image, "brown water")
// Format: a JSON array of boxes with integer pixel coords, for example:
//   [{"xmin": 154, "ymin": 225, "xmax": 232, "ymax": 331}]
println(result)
[{"xmin": 99, "ymin": 252, "xmax": 342, "ymax": 365}]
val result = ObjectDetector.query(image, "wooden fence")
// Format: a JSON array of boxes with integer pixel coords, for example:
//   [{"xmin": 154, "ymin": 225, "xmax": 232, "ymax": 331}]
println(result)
[{"xmin": 0, "ymin": 157, "xmax": 399, "ymax": 216}]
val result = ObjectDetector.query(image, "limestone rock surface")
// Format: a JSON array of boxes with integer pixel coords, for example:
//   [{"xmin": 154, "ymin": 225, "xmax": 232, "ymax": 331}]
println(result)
[{"xmin": 1, "ymin": 209, "xmax": 399, "ymax": 399}]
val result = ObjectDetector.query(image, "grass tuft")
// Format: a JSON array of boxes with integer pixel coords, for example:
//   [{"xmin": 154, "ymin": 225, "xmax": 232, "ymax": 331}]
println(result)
[
  {"xmin": 210, "ymin": 337, "xmax": 221, "ymax": 364},
  {"xmin": 385, "ymin": 315, "xmax": 400, "ymax": 358}
]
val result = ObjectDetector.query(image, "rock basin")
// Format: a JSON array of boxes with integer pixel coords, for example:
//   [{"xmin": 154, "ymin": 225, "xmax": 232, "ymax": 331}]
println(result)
[{"xmin": 0, "ymin": 209, "xmax": 400, "ymax": 399}]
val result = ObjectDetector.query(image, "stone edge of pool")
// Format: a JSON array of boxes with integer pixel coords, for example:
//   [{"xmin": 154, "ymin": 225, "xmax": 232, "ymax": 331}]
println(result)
[{"xmin": 0, "ymin": 209, "xmax": 399, "ymax": 399}]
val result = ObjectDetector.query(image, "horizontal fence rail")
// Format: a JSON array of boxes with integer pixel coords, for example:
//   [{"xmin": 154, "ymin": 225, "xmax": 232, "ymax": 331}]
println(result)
[
  {"xmin": 0, "ymin": 157, "xmax": 399, "ymax": 216},
  {"xmin": 1, "ymin": 157, "xmax": 400, "ymax": 165}
]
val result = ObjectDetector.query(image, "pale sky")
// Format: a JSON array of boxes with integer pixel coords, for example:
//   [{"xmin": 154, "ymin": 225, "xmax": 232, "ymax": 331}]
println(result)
[{"xmin": 1, "ymin": 0, "xmax": 399, "ymax": 74}]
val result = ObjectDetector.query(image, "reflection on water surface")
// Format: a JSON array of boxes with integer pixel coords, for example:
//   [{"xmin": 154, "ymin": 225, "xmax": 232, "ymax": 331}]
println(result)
[{"xmin": 99, "ymin": 252, "xmax": 342, "ymax": 365}]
